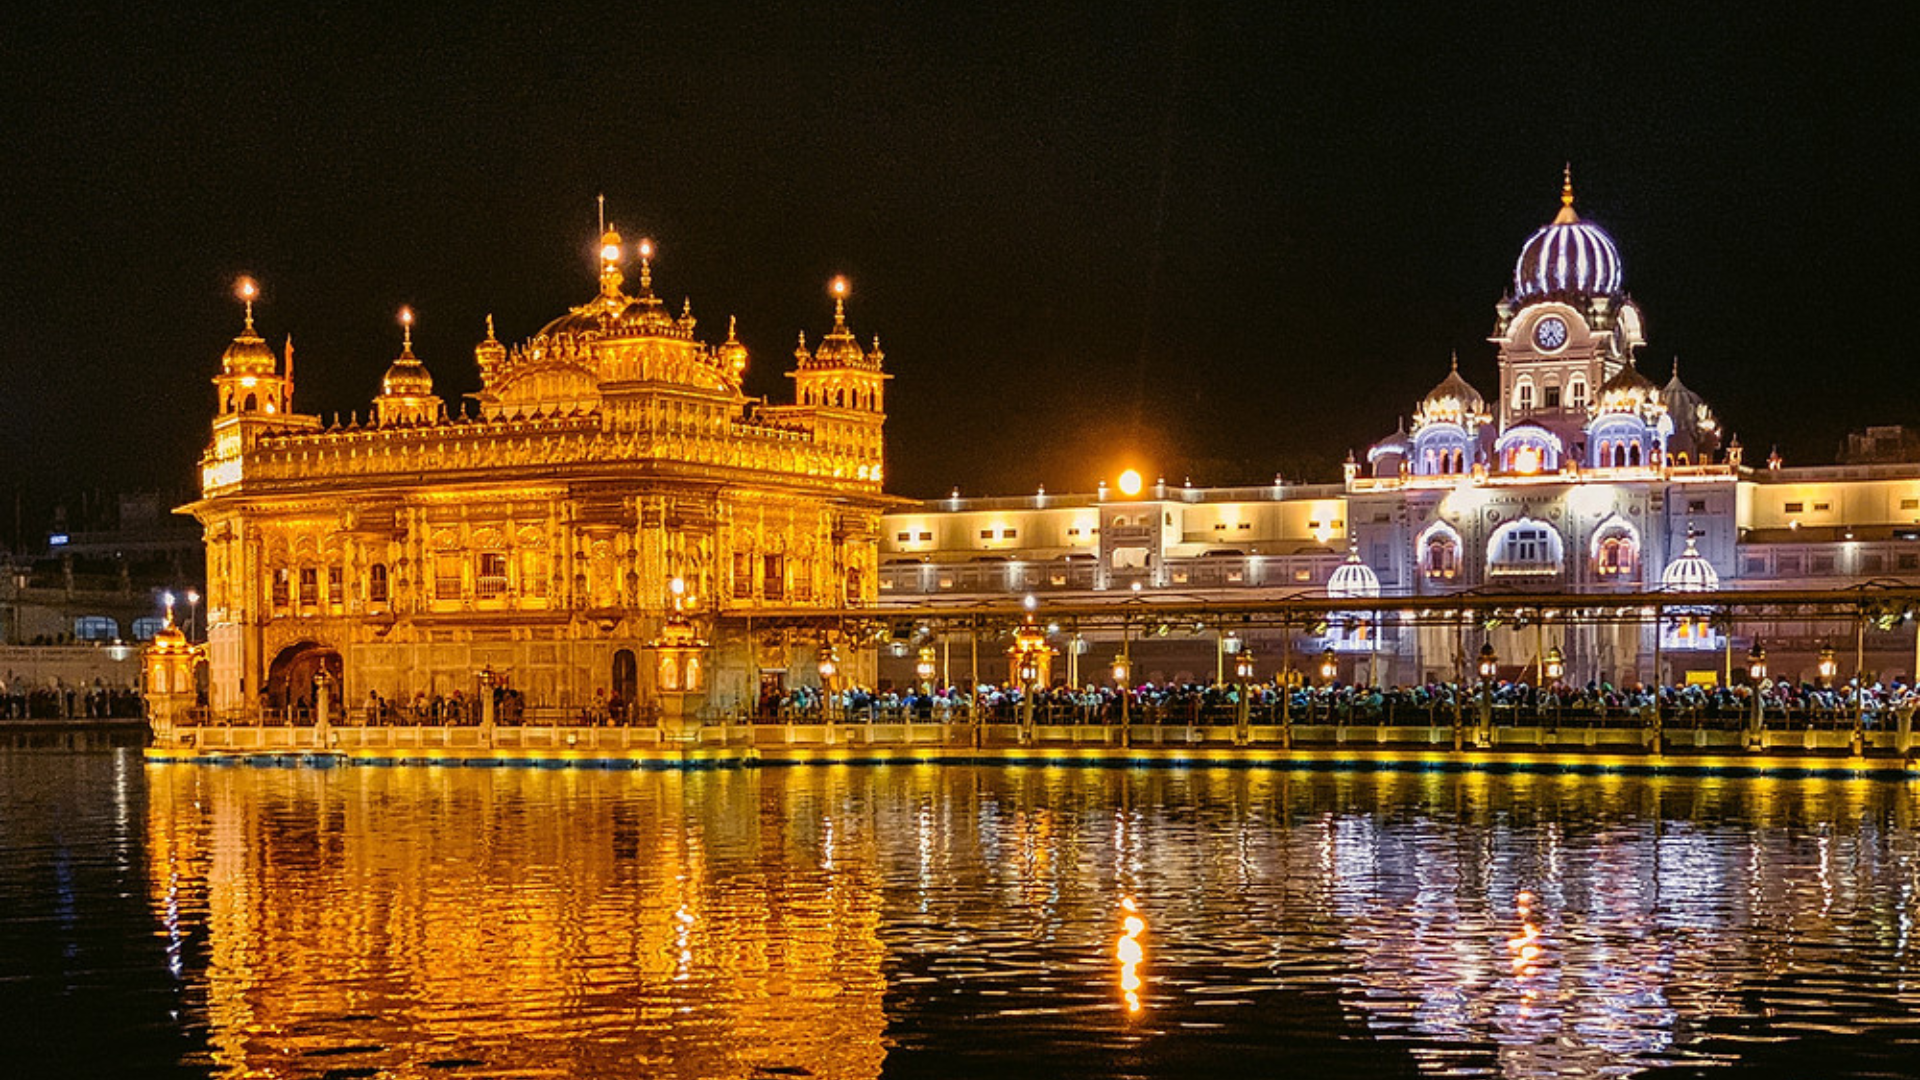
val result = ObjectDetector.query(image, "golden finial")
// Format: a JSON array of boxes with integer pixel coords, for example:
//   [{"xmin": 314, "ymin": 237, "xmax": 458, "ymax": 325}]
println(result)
[
  {"xmin": 681, "ymin": 297, "xmax": 692, "ymax": 318},
  {"xmin": 400, "ymin": 306, "xmax": 414, "ymax": 351},
  {"xmin": 485, "ymin": 313, "xmax": 497, "ymax": 341},
  {"xmin": 597, "ymin": 193, "xmax": 605, "ymax": 234},
  {"xmin": 283, "ymin": 334, "xmax": 294, "ymax": 384},
  {"xmin": 235, "ymin": 277, "xmax": 258, "ymax": 333},
  {"xmin": 637, "ymin": 237, "xmax": 655, "ymax": 292},
  {"xmin": 1561, "ymin": 162, "xmax": 1574, "ymax": 208},
  {"xmin": 1450, "ymin": 349, "xmax": 1459, "ymax": 371},
  {"xmin": 830, "ymin": 276, "xmax": 849, "ymax": 326},
  {"xmin": 726, "ymin": 315, "xmax": 739, "ymax": 342}
]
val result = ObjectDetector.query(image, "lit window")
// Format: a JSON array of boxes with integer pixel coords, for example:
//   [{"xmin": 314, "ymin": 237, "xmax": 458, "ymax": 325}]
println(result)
[
  {"xmin": 272, "ymin": 568, "xmax": 290, "ymax": 609},
  {"xmin": 434, "ymin": 555, "xmax": 462, "ymax": 600},
  {"xmin": 1784, "ymin": 502, "xmax": 1804, "ymax": 513},
  {"xmin": 476, "ymin": 553, "xmax": 508, "ymax": 598},
  {"xmin": 74, "ymin": 615, "xmax": 118, "ymax": 641},
  {"xmin": 763, "ymin": 554, "xmax": 785, "ymax": 601},
  {"xmin": 299, "ymin": 567, "xmax": 318, "ymax": 607},
  {"xmin": 368, "ymin": 564, "xmax": 389, "ymax": 604},
  {"xmin": 733, "ymin": 552, "xmax": 752, "ymax": 599},
  {"xmin": 521, "ymin": 550, "xmax": 547, "ymax": 598},
  {"xmin": 328, "ymin": 565, "xmax": 343, "ymax": 605}
]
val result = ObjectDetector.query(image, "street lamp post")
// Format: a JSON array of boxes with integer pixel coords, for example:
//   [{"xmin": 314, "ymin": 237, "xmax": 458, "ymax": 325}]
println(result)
[
  {"xmin": 1112, "ymin": 650, "xmax": 1132, "ymax": 749},
  {"xmin": 1544, "ymin": 645, "xmax": 1565, "ymax": 729},
  {"xmin": 1476, "ymin": 641, "xmax": 1498, "ymax": 748},
  {"xmin": 1747, "ymin": 642, "xmax": 1768, "ymax": 749},
  {"xmin": 1233, "ymin": 649, "xmax": 1255, "ymax": 746},
  {"xmin": 186, "ymin": 589, "xmax": 201, "ymax": 642}
]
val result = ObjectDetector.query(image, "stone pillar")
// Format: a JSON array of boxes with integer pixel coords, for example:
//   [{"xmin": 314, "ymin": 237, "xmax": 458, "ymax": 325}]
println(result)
[{"xmin": 314, "ymin": 670, "xmax": 333, "ymax": 749}]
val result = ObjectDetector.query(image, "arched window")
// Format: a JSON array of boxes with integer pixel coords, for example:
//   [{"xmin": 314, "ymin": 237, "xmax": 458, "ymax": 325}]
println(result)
[
  {"xmin": 368, "ymin": 563, "xmax": 389, "ymax": 604},
  {"xmin": 1516, "ymin": 379, "xmax": 1535, "ymax": 411},
  {"xmin": 1628, "ymin": 442, "xmax": 1642, "ymax": 467},
  {"xmin": 272, "ymin": 568, "xmax": 290, "ymax": 609},
  {"xmin": 1419, "ymin": 523, "xmax": 1463, "ymax": 581},
  {"xmin": 1613, "ymin": 443, "xmax": 1628, "ymax": 468},
  {"xmin": 1597, "ymin": 536, "xmax": 1635, "ymax": 576},
  {"xmin": 1422, "ymin": 449, "xmax": 1437, "ymax": 474},
  {"xmin": 1570, "ymin": 379, "xmax": 1588, "ymax": 409},
  {"xmin": 243, "ymin": 393, "xmax": 258, "ymax": 412},
  {"xmin": 1488, "ymin": 519, "xmax": 1564, "ymax": 576}
]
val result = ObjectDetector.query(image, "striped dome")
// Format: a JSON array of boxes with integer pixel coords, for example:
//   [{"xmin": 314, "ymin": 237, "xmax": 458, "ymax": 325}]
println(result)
[
  {"xmin": 1512, "ymin": 170, "xmax": 1624, "ymax": 301},
  {"xmin": 1514, "ymin": 218, "xmax": 1623, "ymax": 301},
  {"xmin": 1661, "ymin": 535, "xmax": 1718, "ymax": 592},
  {"xmin": 1327, "ymin": 548, "xmax": 1381, "ymax": 600}
]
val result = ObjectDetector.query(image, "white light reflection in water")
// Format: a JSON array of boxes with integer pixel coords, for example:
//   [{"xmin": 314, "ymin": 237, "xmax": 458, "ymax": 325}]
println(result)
[{"xmin": 1116, "ymin": 895, "xmax": 1146, "ymax": 1013}]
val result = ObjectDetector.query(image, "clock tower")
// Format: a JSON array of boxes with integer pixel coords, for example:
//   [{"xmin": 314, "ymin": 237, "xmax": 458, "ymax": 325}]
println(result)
[{"xmin": 1489, "ymin": 167, "xmax": 1645, "ymax": 448}]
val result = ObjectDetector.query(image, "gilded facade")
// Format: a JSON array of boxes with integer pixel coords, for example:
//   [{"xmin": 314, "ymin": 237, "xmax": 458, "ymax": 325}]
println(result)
[{"xmin": 185, "ymin": 231, "xmax": 890, "ymax": 718}]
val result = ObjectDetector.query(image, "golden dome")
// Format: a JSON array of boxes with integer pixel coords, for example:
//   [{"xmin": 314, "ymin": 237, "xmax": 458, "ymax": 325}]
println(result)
[
  {"xmin": 381, "ymin": 308, "xmax": 434, "ymax": 396},
  {"xmin": 221, "ymin": 330, "xmax": 278, "ymax": 374},
  {"xmin": 720, "ymin": 316, "xmax": 748, "ymax": 374}
]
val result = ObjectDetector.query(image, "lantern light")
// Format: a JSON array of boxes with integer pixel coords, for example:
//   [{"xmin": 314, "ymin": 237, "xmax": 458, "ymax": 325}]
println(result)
[
  {"xmin": 1747, "ymin": 642, "xmax": 1768, "ymax": 681},
  {"xmin": 1319, "ymin": 646, "xmax": 1338, "ymax": 682},
  {"xmin": 1817, "ymin": 643, "xmax": 1838, "ymax": 682},
  {"xmin": 1112, "ymin": 653, "xmax": 1131, "ymax": 685},
  {"xmin": 1234, "ymin": 650, "xmax": 1256, "ymax": 681},
  {"xmin": 1544, "ymin": 646, "xmax": 1565, "ymax": 681},
  {"xmin": 1478, "ymin": 642, "xmax": 1499, "ymax": 679}
]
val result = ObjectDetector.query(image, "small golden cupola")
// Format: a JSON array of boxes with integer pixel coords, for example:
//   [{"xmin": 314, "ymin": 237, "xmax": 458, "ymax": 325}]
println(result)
[
  {"xmin": 719, "ymin": 316, "xmax": 749, "ymax": 376},
  {"xmin": 375, "ymin": 307, "xmax": 443, "ymax": 425},
  {"xmin": 214, "ymin": 277, "xmax": 290, "ymax": 416},
  {"xmin": 793, "ymin": 276, "xmax": 888, "ymax": 413},
  {"xmin": 474, "ymin": 313, "xmax": 507, "ymax": 391}
]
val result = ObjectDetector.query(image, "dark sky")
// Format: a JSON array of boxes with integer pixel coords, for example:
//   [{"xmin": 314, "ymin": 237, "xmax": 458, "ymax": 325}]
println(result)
[{"xmin": 3, "ymin": 2, "xmax": 1913, "ymax": 504}]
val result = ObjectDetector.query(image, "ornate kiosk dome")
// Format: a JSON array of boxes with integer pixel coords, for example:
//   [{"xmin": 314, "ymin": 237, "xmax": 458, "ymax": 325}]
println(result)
[
  {"xmin": 1661, "ymin": 534, "xmax": 1719, "ymax": 592},
  {"xmin": 1327, "ymin": 547, "xmax": 1382, "ymax": 600},
  {"xmin": 1513, "ymin": 169, "xmax": 1623, "ymax": 302}
]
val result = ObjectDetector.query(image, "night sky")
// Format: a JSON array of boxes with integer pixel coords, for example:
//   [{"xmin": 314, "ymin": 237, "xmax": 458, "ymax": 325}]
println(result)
[{"xmin": 3, "ymin": 2, "xmax": 1913, "ymax": 510}]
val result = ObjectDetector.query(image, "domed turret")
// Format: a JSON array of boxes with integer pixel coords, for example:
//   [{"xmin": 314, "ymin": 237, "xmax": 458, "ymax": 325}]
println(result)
[
  {"xmin": 474, "ymin": 314, "xmax": 506, "ymax": 387},
  {"xmin": 375, "ymin": 308, "xmax": 442, "ymax": 425},
  {"xmin": 1660, "ymin": 358, "xmax": 1721, "ymax": 462},
  {"xmin": 719, "ymin": 316, "xmax": 748, "ymax": 375},
  {"xmin": 1661, "ymin": 532, "xmax": 1719, "ymax": 592},
  {"xmin": 1327, "ymin": 546, "xmax": 1382, "ymax": 600},
  {"xmin": 1415, "ymin": 353, "xmax": 1487, "ymax": 426},
  {"xmin": 1512, "ymin": 167, "xmax": 1624, "ymax": 302}
]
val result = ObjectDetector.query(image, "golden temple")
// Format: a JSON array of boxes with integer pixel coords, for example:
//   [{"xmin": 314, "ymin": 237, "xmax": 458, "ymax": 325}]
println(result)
[{"xmin": 183, "ymin": 226, "xmax": 891, "ymax": 723}]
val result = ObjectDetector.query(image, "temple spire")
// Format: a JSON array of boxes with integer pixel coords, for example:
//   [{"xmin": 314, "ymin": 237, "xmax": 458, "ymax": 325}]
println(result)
[
  {"xmin": 830, "ymin": 276, "xmax": 849, "ymax": 328},
  {"xmin": 236, "ymin": 277, "xmax": 258, "ymax": 334},
  {"xmin": 400, "ymin": 306, "xmax": 414, "ymax": 352},
  {"xmin": 1553, "ymin": 163, "xmax": 1580, "ymax": 224}
]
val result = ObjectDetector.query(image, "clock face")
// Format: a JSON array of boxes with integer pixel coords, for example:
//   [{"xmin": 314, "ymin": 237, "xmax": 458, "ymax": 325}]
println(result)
[{"xmin": 1534, "ymin": 316, "xmax": 1569, "ymax": 351}]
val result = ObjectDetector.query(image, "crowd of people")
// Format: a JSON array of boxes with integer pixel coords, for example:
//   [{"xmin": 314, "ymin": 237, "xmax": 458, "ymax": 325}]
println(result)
[
  {"xmin": 754, "ymin": 676, "xmax": 1920, "ymax": 729},
  {"xmin": 0, "ymin": 681, "xmax": 144, "ymax": 719}
]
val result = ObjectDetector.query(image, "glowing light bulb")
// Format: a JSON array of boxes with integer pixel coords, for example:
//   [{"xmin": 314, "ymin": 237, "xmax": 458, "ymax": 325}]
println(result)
[
  {"xmin": 830, "ymin": 275, "xmax": 849, "ymax": 298},
  {"xmin": 235, "ymin": 277, "xmax": 257, "ymax": 301},
  {"xmin": 1117, "ymin": 469, "xmax": 1143, "ymax": 496},
  {"xmin": 400, "ymin": 307, "xmax": 413, "ymax": 326},
  {"xmin": 669, "ymin": 576, "xmax": 686, "ymax": 596},
  {"xmin": 638, "ymin": 238, "xmax": 655, "ymax": 260},
  {"xmin": 601, "ymin": 242, "xmax": 622, "ymax": 262}
]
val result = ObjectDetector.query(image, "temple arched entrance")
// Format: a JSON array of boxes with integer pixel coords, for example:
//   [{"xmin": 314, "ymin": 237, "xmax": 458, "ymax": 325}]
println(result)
[
  {"xmin": 611, "ymin": 649, "xmax": 638, "ymax": 719},
  {"xmin": 266, "ymin": 641, "xmax": 343, "ymax": 714}
]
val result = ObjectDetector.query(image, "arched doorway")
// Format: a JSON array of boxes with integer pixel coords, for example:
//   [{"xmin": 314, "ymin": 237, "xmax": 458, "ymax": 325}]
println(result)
[
  {"xmin": 267, "ymin": 641, "xmax": 343, "ymax": 716},
  {"xmin": 611, "ymin": 649, "xmax": 638, "ymax": 720}
]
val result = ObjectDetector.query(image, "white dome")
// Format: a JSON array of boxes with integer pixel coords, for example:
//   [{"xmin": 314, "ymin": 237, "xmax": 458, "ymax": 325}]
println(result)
[
  {"xmin": 1327, "ymin": 548, "xmax": 1381, "ymax": 599},
  {"xmin": 1512, "ymin": 171, "xmax": 1624, "ymax": 302},
  {"xmin": 1661, "ymin": 535, "xmax": 1719, "ymax": 592}
]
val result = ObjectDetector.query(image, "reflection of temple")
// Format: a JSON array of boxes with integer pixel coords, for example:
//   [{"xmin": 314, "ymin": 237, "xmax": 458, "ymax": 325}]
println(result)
[
  {"xmin": 183, "ymin": 232, "xmax": 892, "ymax": 717},
  {"xmin": 143, "ymin": 766, "xmax": 890, "ymax": 1077}
]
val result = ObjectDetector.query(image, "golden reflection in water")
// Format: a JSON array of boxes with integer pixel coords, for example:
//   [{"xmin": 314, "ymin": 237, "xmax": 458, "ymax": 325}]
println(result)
[
  {"xmin": 1116, "ymin": 895, "xmax": 1147, "ymax": 1013},
  {"xmin": 143, "ymin": 765, "xmax": 889, "ymax": 1079}
]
